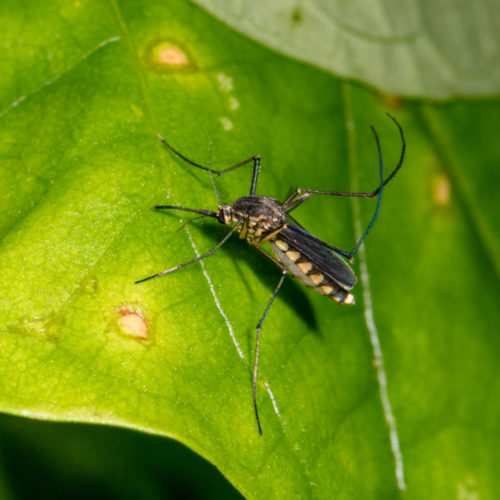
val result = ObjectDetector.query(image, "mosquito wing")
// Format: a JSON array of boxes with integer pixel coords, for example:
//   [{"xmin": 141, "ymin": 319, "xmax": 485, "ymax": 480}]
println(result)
[{"xmin": 279, "ymin": 221, "xmax": 357, "ymax": 290}]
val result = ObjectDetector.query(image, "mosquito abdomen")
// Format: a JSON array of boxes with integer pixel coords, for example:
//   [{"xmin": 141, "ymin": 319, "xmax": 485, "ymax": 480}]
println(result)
[{"xmin": 270, "ymin": 238, "xmax": 355, "ymax": 305}]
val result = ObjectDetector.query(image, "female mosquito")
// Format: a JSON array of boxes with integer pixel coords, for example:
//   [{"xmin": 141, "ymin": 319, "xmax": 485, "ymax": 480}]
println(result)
[{"xmin": 137, "ymin": 114, "xmax": 406, "ymax": 434}]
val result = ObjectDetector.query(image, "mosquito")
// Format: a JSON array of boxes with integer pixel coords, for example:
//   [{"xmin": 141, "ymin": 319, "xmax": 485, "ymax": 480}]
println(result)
[{"xmin": 136, "ymin": 114, "xmax": 406, "ymax": 434}]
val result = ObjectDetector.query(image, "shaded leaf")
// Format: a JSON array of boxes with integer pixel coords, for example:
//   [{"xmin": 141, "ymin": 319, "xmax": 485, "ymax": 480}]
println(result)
[{"xmin": 193, "ymin": 0, "xmax": 500, "ymax": 99}]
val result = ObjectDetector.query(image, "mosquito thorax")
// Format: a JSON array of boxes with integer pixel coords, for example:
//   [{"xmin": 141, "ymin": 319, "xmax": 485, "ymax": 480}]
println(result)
[
  {"xmin": 231, "ymin": 196, "xmax": 287, "ymax": 243},
  {"xmin": 233, "ymin": 196, "xmax": 285, "ymax": 222}
]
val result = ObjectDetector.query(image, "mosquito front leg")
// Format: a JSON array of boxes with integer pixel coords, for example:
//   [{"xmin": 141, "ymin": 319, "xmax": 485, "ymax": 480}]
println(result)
[
  {"xmin": 157, "ymin": 134, "xmax": 261, "ymax": 195},
  {"xmin": 135, "ymin": 222, "xmax": 241, "ymax": 284}
]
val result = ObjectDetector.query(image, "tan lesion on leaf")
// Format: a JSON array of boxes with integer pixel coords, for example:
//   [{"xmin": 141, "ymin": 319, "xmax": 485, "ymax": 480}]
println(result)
[
  {"xmin": 432, "ymin": 171, "xmax": 452, "ymax": 208},
  {"xmin": 147, "ymin": 40, "xmax": 195, "ymax": 71},
  {"xmin": 116, "ymin": 306, "xmax": 149, "ymax": 340}
]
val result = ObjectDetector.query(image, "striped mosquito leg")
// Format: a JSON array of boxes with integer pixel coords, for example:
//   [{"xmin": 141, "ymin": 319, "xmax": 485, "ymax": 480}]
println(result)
[{"xmin": 253, "ymin": 271, "xmax": 287, "ymax": 434}]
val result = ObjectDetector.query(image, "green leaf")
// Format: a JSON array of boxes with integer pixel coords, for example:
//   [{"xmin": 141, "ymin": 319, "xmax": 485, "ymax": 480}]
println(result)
[
  {"xmin": 193, "ymin": 0, "xmax": 500, "ymax": 99},
  {"xmin": 0, "ymin": 0, "xmax": 499, "ymax": 498}
]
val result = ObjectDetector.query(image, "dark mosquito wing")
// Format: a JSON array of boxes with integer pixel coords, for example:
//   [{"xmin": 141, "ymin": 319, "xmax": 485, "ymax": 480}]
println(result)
[{"xmin": 280, "ymin": 221, "xmax": 357, "ymax": 290}]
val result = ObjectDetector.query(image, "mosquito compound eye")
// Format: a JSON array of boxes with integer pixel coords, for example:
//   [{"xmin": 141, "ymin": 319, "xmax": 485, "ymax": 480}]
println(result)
[
  {"xmin": 223, "ymin": 205, "xmax": 233, "ymax": 224},
  {"xmin": 216, "ymin": 205, "xmax": 231, "ymax": 224}
]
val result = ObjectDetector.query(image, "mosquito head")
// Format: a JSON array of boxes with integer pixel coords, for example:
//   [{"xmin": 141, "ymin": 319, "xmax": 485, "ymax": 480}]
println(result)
[{"xmin": 216, "ymin": 204, "xmax": 234, "ymax": 225}]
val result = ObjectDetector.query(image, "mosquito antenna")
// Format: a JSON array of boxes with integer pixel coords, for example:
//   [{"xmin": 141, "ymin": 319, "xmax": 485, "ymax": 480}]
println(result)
[
  {"xmin": 176, "ymin": 214, "xmax": 210, "ymax": 233},
  {"xmin": 207, "ymin": 140, "xmax": 222, "ymax": 207}
]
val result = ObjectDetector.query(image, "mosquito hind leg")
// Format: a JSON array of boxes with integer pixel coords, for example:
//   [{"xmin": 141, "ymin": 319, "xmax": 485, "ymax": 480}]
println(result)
[
  {"xmin": 250, "ymin": 243, "xmax": 287, "ymax": 272},
  {"xmin": 282, "ymin": 114, "xmax": 405, "ymax": 212},
  {"xmin": 252, "ymin": 271, "xmax": 287, "ymax": 434},
  {"xmin": 281, "ymin": 115, "xmax": 405, "ymax": 259},
  {"xmin": 286, "ymin": 125, "xmax": 385, "ymax": 261},
  {"xmin": 346, "ymin": 124, "xmax": 385, "ymax": 258}
]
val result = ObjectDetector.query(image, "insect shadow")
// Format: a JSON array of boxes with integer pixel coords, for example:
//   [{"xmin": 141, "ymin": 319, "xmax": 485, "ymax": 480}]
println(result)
[
  {"xmin": 153, "ymin": 210, "xmax": 319, "ymax": 334},
  {"xmin": 201, "ymin": 220, "xmax": 318, "ymax": 331},
  {"xmin": 137, "ymin": 114, "xmax": 406, "ymax": 434}
]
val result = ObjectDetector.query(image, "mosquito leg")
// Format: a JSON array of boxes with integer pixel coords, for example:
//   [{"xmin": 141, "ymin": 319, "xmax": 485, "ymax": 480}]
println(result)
[
  {"xmin": 250, "ymin": 243, "xmax": 287, "ymax": 272},
  {"xmin": 135, "ymin": 223, "xmax": 240, "ymax": 284},
  {"xmin": 284, "ymin": 122, "xmax": 386, "ymax": 260},
  {"xmin": 154, "ymin": 205, "xmax": 217, "ymax": 218},
  {"xmin": 347, "ymin": 124, "xmax": 384, "ymax": 259},
  {"xmin": 253, "ymin": 271, "xmax": 287, "ymax": 434},
  {"xmin": 282, "ymin": 114, "xmax": 405, "ymax": 211},
  {"xmin": 281, "ymin": 192, "xmax": 311, "ymax": 212},
  {"xmin": 157, "ymin": 134, "xmax": 261, "ymax": 194}
]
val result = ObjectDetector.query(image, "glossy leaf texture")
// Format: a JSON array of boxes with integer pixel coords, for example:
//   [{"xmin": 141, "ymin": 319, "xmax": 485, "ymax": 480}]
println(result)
[
  {"xmin": 0, "ymin": 0, "xmax": 499, "ymax": 498},
  {"xmin": 194, "ymin": 0, "xmax": 500, "ymax": 99}
]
